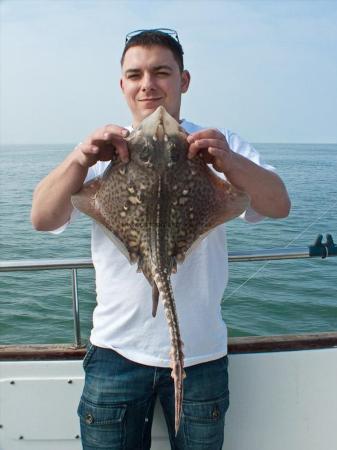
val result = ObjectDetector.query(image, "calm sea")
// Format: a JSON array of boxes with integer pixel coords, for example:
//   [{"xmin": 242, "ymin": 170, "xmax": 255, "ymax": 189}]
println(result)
[{"xmin": 0, "ymin": 143, "xmax": 336, "ymax": 344}]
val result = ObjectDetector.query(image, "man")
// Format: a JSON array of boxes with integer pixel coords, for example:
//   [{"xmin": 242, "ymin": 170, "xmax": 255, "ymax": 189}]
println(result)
[{"xmin": 31, "ymin": 29, "xmax": 290, "ymax": 450}]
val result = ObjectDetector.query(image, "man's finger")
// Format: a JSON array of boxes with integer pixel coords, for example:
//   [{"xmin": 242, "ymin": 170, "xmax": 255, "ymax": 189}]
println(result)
[
  {"xmin": 103, "ymin": 130, "xmax": 130, "ymax": 141},
  {"xmin": 192, "ymin": 138, "xmax": 225, "ymax": 149},
  {"xmin": 188, "ymin": 141, "xmax": 204, "ymax": 159},
  {"xmin": 104, "ymin": 124, "xmax": 130, "ymax": 137},
  {"xmin": 101, "ymin": 127, "xmax": 130, "ymax": 163},
  {"xmin": 114, "ymin": 141, "xmax": 129, "ymax": 163},
  {"xmin": 188, "ymin": 139, "xmax": 224, "ymax": 159},
  {"xmin": 77, "ymin": 142, "xmax": 99, "ymax": 154},
  {"xmin": 187, "ymin": 128, "xmax": 222, "ymax": 143},
  {"xmin": 89, "ymin": 139, "xmax": 129, "ymax": 163},
  {"xmin": 90, "ymin": 125, "xmax": 129, "ymax": 142}
]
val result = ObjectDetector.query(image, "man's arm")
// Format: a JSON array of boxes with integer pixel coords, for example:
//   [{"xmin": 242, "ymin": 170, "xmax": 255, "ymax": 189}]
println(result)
[
  {"xmin": 187, "ymin": 129, "xmax": 291, "ymax": 219},
  {"xmin": 31, "ymin": 125, "xmax": 130, "ymax": 231}
]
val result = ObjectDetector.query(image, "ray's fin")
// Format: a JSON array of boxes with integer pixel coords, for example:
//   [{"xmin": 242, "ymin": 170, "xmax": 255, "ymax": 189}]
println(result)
[
  {"xmin": 71, "ymin": 176, "xmax": 135, "ymax": 263},
  {"xmin": 152, "ymin": 284, "xmax": 160, "ymax": 317}
]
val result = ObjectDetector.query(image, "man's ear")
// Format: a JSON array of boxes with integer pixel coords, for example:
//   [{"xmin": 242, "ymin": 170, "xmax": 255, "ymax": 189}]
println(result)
[
  {"xmin": 120, "ymin": 78, "xmax": 124, "ymax": 93},
  {"xmin": 181, "ymin": 70, "xmax": 191, "ymax": 93}
]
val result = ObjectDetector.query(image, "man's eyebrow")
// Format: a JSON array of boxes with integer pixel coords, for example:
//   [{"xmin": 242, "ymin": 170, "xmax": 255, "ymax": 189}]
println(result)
[
  {"xmin": 152, "ymin": 65, "xmax": 173, "ymax": 71},
  {"xmin": 124, "ymin": 68, "xmax": 141, "ymax": 75},
  {"xmin": 124, "ymin": 65, "xmax": 173, "ymax": 75}
]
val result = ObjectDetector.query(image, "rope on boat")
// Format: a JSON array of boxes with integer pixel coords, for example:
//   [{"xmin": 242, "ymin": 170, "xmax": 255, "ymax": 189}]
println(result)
[{"xmin": 224, "ymin": 199, "xmax": 337, "ymax": 301}]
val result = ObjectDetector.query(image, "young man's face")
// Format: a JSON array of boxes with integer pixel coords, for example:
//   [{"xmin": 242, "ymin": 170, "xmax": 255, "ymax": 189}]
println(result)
[{"xmin": 120, "ymin": 45, "xmax": 190, "ymax": 127}]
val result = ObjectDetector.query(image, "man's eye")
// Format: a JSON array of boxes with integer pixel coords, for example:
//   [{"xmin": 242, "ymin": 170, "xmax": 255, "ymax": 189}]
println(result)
[{"xmin": 157, "ymin": 72, "xmax": 169, "ymax": 76}]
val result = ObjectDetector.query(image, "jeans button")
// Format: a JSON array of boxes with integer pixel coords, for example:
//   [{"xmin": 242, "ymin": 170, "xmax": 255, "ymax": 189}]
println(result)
[{"xmin": 85, "ymin": 413, "xmax": 94, "ymax": 424}]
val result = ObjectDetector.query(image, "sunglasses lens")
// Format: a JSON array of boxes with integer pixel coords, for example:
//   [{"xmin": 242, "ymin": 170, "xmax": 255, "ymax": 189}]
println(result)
[{"xmin": 125, "ymin": 28, "xmax": 179, "ymax": 43}]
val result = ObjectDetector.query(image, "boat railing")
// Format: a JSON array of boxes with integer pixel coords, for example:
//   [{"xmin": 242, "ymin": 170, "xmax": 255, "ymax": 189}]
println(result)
[{"xmin": 1, "ymin": 234, "xmax": 336, "ymax": 349}]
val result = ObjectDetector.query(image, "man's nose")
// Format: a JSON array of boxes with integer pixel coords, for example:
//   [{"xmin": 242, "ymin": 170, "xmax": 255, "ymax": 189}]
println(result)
[{"xmin": 141, "ymin": 73, "xmax": 156, "ymax": 91}]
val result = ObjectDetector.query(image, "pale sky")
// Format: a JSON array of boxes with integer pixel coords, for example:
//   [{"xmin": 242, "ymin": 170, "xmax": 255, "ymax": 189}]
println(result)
[{"xmin": 1, "ymin": 0, "xmax": 337, "ymax": 145}]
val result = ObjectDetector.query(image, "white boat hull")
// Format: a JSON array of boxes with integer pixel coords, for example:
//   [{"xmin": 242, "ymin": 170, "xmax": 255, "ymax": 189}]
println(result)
[{"xmin": 1, "ymin": 347, "xmax": 337, "ymax": 450}]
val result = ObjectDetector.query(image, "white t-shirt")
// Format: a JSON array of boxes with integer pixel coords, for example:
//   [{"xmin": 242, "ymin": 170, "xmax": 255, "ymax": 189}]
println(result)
[{"xmin": 56, "ymin": 120, "xmax": 274, "ymax": 367}]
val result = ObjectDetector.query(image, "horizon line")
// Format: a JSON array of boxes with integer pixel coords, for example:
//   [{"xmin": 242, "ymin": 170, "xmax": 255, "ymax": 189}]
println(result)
[{"xmin": 1, "ymin": 141, "xmax": 336, "ymax": 147}]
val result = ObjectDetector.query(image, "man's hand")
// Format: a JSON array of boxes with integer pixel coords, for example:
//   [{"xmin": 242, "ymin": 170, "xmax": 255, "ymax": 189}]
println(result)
[
  {"xmin": 187, "ymin": 129, "xmax": 234, "ymax": 174},
  {"xmin": 74, "ymin": 125, "xmax": 130, "ymax": 168},
  {"xmin": 187, "ymin": 128, "xmax": 290, "ymax": 219}
]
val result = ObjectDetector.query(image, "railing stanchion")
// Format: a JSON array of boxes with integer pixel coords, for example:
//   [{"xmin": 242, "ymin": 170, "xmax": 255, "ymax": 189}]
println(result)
[{"xmin": 71, "ymin": 268, "xmax": 82, "ymax": 348}]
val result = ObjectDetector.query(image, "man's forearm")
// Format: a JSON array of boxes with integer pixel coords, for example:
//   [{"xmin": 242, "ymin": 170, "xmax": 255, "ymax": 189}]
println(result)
[
  {"xmin": 31, "ymin": 151, "xmax": 88, "ymax": 231},
  {"xmin": 226, "ymin": 152, "xmax": 291, "ymax": 218}
]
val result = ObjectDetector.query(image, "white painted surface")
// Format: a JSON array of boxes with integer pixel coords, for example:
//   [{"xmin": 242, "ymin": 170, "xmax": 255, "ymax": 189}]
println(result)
[
  {"xmin": 0, "ymin": 348, "xmax": 336, "ymax": 450},
  {"xmin": 224, "ymin": 349, "xmax": 337, "ymax": 450}
]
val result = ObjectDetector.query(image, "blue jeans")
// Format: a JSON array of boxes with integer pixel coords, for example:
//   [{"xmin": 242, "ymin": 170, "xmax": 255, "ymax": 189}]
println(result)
[{"xmin": 78, "ymin": 345, "xmax": 229, "ymax": 450}]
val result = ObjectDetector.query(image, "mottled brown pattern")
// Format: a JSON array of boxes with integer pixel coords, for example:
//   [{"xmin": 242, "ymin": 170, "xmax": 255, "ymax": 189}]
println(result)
[{"xmin": 71, "ymin": 106, "xmax": 249, "ymax": 433}]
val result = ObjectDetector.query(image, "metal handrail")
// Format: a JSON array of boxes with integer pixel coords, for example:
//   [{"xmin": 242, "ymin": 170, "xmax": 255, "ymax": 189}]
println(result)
[
  {"xmin": 1, "ymin": 238, "xmax": 336, "ymax": 348},
  {"xmin": 0, "ymin": 258, "xmax": 93, "ymax": 272},
  {"xmin": 0, "ymin": 247, "xmax": 323, "ymax": 273}
]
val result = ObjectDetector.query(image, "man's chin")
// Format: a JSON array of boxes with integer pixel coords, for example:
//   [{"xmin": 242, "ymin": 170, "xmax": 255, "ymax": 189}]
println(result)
[{"xmin": 140, "ymin": 105, "xmax": 163, "ymax": 118}]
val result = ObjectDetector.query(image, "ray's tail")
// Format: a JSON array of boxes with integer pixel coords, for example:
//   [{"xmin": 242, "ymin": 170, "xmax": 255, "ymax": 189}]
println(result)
[{"xmin": 153, "ymin": 270, "xmax": 185, "ymax": 435}]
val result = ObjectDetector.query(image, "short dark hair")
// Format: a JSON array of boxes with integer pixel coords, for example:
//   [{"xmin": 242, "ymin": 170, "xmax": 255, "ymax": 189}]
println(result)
[{"xmin": 121, "ymin": 30, "xmax": 184, "ymax": 72}]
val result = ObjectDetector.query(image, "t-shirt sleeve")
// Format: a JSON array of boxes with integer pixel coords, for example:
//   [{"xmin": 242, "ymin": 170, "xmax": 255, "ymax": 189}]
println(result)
[{"xmin": 224, "ymin": 129, "xmax": 276, "ymax": 223}]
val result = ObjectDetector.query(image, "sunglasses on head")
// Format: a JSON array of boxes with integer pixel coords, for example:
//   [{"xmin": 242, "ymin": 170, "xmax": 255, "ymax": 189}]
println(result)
[{"xmin": 125, "ymin": 28, "xmax": 180, "ymax": 44}]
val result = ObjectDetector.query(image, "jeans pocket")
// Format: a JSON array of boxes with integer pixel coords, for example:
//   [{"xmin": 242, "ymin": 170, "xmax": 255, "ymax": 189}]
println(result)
[
  {"xmin": 82, "ymin": 344, "xmax": 96, "ymax": 370},
  {"xmin": 183, "ymin": 394, "xmax": 229, "ymax": 449},
  {"xmin": 78, "ymin": 397, "xmax": 127, "ymax": 449}
]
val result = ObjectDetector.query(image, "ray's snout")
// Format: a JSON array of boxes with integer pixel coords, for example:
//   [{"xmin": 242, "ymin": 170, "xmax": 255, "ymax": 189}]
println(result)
[{"xmin": 139, "ymin": 106, "xmax": 184, "ymax": 142}]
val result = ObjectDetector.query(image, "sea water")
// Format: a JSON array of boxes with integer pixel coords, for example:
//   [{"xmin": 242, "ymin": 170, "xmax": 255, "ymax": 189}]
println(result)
[{"xmin": 0, "ymin": 143, "xmax": 336, "ymax": 344}]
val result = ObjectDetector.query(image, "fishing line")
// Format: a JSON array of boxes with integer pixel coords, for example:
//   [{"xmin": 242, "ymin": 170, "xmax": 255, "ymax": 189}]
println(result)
[
  {"xmin": 282, "ymin": 198, "xmax": 337, "ymax": 249},
  {"xmin": 224, "ymin": 199, "xmax": 337, "ymax": 301}
]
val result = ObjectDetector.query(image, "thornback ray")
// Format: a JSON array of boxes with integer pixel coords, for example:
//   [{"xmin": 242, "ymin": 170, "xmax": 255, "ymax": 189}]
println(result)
[{"xmin": 71, "ymin": 106, "xmax": 249, "ymax": 434}]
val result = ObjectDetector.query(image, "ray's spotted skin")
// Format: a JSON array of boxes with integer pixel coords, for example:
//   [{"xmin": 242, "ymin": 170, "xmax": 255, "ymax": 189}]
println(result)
[{"xmin": 71, "ymin": 106, "xmax": 249, "ymax": 433}]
